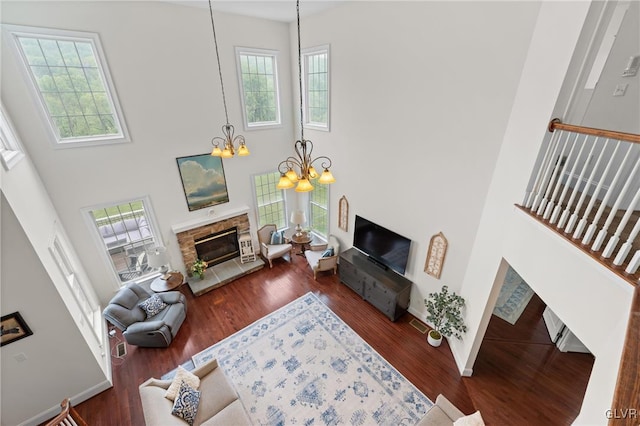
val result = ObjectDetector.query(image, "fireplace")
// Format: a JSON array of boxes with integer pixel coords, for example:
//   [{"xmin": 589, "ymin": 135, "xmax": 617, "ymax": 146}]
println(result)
[{"xmin": 195, "ymin": 227, "xmax": 239, "ymax": 268}]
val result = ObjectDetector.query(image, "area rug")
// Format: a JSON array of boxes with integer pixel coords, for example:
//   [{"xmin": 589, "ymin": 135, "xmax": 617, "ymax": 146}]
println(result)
[
  {"xmin": 192, "ymin": 292, "xmax": 432, "ymax": 425},
  {"xmin": 493, "ymin": 266, "xmax": 534, "ymax": 325}
]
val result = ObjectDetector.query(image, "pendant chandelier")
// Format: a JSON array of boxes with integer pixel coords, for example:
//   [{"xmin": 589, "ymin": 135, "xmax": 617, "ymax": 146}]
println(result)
[
  {"xmin": 207, "ymin": 0, "xmax": 249, "ymax": 158},
  {"xmin": 276, "ymin": 0, "xmax": 335, "ymax": 192}
]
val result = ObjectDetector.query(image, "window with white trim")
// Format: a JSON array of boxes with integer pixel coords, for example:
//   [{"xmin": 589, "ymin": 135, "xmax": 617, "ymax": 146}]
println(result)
[
  {"xmin": 86, "ymin": 198, "xmax": 162, "ymax": 285},
  {"xmin": 236, "ymin": 48, "xmax": 281, "ymax": 129},
  {"xmin": 309, "ymin": 183, "xmax": 329, "ymax": 239},
  {"xmin": 302, "ymin": 45, "xmax": 330, "ymax": 130},
  {"xmin": 253, "ymin": 171, "xmax": 288, "ymax": 230},
  {"xmin": 4, "ymin": 25, "xmax": 129, "ymax": 147},
  {"xmin": 0, "ymin": 104, "xmax": 25, "ymax": 170},
  {"xmin": 49, "ymin": 232, "xmax": 102, "ymax": 344}
]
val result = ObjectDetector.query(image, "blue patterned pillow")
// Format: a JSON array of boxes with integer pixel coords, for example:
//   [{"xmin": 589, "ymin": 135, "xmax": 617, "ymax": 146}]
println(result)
[
  {"xmin": 138, "ymin": 294, "xmax": 167, "ymax": 317},
  {"xmin": 321, "ymin": 247, "xmax": 335, "ymax": 258},
  {"xmin": 171, "ymin": 381, "xmax": 201, "ymax": 425},
  {"xmin": 270, "ymin": 230, "xmax": 284, "ymax": 245}
]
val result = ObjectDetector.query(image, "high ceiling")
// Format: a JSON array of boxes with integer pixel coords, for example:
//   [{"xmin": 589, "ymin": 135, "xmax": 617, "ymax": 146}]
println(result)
[{"xmin": 164, "ymin": 0, "xmax": 345, "ymax": 23}]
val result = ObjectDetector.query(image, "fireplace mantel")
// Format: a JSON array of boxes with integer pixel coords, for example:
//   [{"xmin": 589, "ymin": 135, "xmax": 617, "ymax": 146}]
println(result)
[{"xmin": 171, "ymin": 205, "xmax": 250, "ymax": 234}]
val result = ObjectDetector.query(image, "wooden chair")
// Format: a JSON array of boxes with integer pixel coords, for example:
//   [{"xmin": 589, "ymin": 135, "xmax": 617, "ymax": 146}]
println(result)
[
  {"xmin": 257, "ymin": 224, "xmax": 293, "ymax": 268},
  {"xmin": 45, "ymin": 398, "xmax": 88, "ymax": 426}
]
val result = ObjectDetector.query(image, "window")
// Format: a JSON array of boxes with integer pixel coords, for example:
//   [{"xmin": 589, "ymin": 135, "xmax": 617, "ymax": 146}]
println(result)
[
  {"xmin": 253, "ymin": 171, "xmax": 288, "ymax": 229},
  {"xmin": 4, "ymin": 25, "xmax": 129, "ymax": 147},
  {"xmin": 309, "ymin": 183, "xmax": 329, "ymax": 239},
  {"xmin": 49, "ymin": 232, "xmax": 102, "ymax": 344},
  {"xmin": 86, "ymin": 198, "xmax": 161, "ymax": 285},
  {"xmin": 0, "ymin": 104, "xmax": 25, "ymax": 170},
  {"xmin": 236, "ymin": 48, "xmax": 281, "ymax": 129},
  {"xmin": 302, "ymin": 45, "xmax": 330, "ymax": 130}
]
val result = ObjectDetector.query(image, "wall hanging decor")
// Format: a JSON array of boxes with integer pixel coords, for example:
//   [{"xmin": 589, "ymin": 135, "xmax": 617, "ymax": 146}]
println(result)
[
  {"xmin": 1, "ymin": 311, "xmax": 33, "ymax": 346},
  {"xmin": 338, "ymin": 196, "xmax": 349, "ymax": 231},
  {"xmin": 425, "ymin": 232, "xmax": 448, "ymax": 279},
  {"xmin": 176, "ymin": 153, "xmax": 229, "ymax": 211}
]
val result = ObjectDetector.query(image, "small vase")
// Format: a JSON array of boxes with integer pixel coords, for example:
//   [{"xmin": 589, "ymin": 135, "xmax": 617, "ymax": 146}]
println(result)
[{"xmin": 427, "ymin": 330, "xmax": 442, "ymax": 347}]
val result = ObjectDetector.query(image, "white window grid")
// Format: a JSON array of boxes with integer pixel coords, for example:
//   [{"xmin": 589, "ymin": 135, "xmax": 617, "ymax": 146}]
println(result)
[
  {"xmin": 253, "ymin": 171, "xmax": 288, "ymax": 230},
  {"xmin": 3, "ymin": 24, "xmax": 129, "ymax": 147},
  {"xmin": 0, "ymin": 104, "xmax": 25, "ymax": 170},
  {"xmin": 309, "ymin": 183, "xmax": 329, "ymax": 239},
  {"xmin": 235, "ymin": 47, "xmax": 281, "ymax": 130},
  {"xmin": 302, "ymin": 45, "xmax": 330, "ymax": 131}
]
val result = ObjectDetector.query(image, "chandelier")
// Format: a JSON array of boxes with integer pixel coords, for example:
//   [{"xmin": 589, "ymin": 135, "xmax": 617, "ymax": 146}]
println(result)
[
  {"xmin": 276, "ymin": 0, "xmax": 335, "ymax": 192},
  {"xmin": 207, "ymin": 0, "xmax": 249, "ymax": 158}
]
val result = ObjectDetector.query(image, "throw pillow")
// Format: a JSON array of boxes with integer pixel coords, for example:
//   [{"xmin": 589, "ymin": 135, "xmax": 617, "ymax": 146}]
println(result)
[
  {"xmin": 165, "ymin": 366, "xmax": 201, "ymax": 401},
  {"xmin": 270, "ymin": 230, "xmax": 284, "ymax": 245},
  {"xmin": 138, "ymin": 294, "xmax": 167, "ymax": 318},
  {"xmin": 453, "ymin": 411, "xmax": 486, "ymax": 426},
  {"xmin": 321, "ymin": 247, "xmax": 335, "ymax": 258},
  {"xmin": 171, "ymin": 381, "xmax": 201, "ymax": 426}
]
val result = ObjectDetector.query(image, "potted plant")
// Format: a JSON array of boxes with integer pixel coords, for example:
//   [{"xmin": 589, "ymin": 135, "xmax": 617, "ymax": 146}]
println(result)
[
  {"xmin": 424, "ymin": 285, "xmax": 467, "ymax": 347},
  {"xmin": 191, "ymin": 258, "xmax": 208, "ymax": 280}
]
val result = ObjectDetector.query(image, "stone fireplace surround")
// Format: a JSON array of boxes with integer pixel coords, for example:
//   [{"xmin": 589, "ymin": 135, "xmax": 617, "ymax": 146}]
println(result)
[{"xmin": 173, "ymin": 209, "xmax": 250, "ymax": 277}]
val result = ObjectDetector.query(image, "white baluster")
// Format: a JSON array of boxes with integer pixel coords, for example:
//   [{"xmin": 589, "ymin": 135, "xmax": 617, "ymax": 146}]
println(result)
[
  {"xmin": 624, "ymin": 250, "xmax": 640, "ymax": 274},
  {"xmin": 545, "ymin": 133, "xmax": 580, "ymax": 221},
  {"xmin": 526, "ymin": 130, "xmax": 561, "ymax": 209},
  {"xmin": 596, "ymin": 155, "xmax": 640, "ymax": 255},
  {"xmin": 614, "ymin": 215, "xmax": 640, "ymax": 266},
  {"xmin": 533, "ymin": 131, "xmax": 565, "ymax": 212},
  {"xmin": 537, "ymin": 132, "xmax": 569, "ymax": 216}
]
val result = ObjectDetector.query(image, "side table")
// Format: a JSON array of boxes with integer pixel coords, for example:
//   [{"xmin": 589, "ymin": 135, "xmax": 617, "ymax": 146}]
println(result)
[
  {"xmin": 150, "ymin": 271, "xmax": 184, "ymax": 292},
  {"xmin": 291, "ymin": 233, "xmax": 312, "ymax": 256}
]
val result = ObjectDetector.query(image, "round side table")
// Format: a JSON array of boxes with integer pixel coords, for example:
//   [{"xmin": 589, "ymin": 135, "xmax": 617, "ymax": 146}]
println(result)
[
  {"xmin": 150, "ymin": 271, "xmax": 184, "ymax": 292},
  {"xmin": 291, "ymin": 233, "xmax": 312, "ymax": 256}
]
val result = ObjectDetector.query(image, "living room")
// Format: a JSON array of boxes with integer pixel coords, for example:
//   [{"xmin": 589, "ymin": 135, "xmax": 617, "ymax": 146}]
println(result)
[{"xmin": 1, "ymin": 1, "xmax": 637, "ymax": 425}]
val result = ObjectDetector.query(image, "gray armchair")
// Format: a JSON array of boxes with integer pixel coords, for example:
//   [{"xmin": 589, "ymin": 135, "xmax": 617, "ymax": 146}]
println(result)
[{"xmin": 103, "ymin": 283, "xmax": 187, "ymax": 347}]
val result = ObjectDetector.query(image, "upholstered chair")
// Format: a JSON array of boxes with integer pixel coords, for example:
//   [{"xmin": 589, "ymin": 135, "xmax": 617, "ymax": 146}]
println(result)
[
  {"xmin": 103, "ymin": 283, "xmax": 187, "ymax": 347},
  {"xmin": 304, "ymin": 235, "xmax": 340, "ymax": 279},
  {"xmin": 257, "ymin": 224, "xmax": 293, "ymax": 268}
]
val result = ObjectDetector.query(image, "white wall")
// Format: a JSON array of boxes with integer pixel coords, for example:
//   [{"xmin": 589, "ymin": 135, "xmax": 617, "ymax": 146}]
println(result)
[
  {"xmin": 299, "ymin": 1, "xmax": 541, "ymax": 314},
  {"xmin": 1, "ymin": 1, "xmax": 295, "ymax": 303},
  {"xmin": 450, "ymin": 2, "xmax": 633, "ymax": 424}
]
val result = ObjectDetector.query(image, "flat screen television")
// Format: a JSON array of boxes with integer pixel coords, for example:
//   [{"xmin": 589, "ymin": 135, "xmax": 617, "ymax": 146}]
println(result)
[{"xmin": 353, "ymin": 215, "xmax": 411, "ymax": 275}]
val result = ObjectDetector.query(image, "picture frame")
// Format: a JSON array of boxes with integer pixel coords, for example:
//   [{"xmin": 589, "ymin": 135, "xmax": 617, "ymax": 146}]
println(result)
[
  {"xmin": 176, "ymin": 153, "xmax": 229, "ymax": 211},
  {"xmin": 424, "ymin": 232, "xmax": 448, "ymax": 279},
  {"xmin": 1, "ymin": 311, "xmax": 33, "ymax": 346},
  {"xmin": 338, "ymin": 196, "xmax": 349, "ymax": 232}
]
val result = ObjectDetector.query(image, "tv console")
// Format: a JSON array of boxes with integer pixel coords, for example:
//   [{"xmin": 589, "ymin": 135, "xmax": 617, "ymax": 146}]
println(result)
[{"xmin": 339, "ymin": 248, "xmax": 412, "ymax": 321}]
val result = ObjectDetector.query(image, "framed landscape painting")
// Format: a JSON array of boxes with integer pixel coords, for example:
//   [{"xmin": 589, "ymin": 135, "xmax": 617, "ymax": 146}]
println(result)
[
  {"xmin": 176, "ymin": 154, "xmax": 229, "ymax": 211},
  {"xmin": 1, "ymin": 312, "xmax": 33, "ymax": 347}
]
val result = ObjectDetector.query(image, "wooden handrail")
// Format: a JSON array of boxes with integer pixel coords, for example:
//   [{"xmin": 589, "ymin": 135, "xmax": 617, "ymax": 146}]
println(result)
[
  {"xmin": 609, "ymin": 285, "xmax": 640, "ymax": 425},
  {"xmin": 548, "ymin": 119, "xmax": 640, "ymax": 144}
]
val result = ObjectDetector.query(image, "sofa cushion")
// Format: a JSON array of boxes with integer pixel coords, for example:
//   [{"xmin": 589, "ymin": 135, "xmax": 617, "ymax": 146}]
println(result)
[
  {"xmin": 200, "ymin": 400, "xmax": 250, "ymax": 425},
  {"xmin": 166, "ymin": 366, "xmax": 201, "ymax": 401},
  {"xmin": 417, "ymin": 406, "xmax": 454, "ymax": 426},
  {"xmin": 194, "ymin": 363, "xmax": 240, "ymax": 423},
  {"xmin": 171, "ymin": 381, "xmax": 201, "ymax": 426},
  {"xmin": 111, "ymin": 287, "xmax": 141, "ymax": 310},
  {"xmin": 453, "ymin": 411, "xmax": 485, "ymax": 426},
  {"xmin": 139, "ymin": 294, "xmax": 167, "ymax": 318}
]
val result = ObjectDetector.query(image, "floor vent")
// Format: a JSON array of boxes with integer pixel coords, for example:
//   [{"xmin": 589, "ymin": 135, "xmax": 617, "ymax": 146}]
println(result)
[
  {"xmin": 116, "ymin": 342, "xmax": 127, "ymax": 358},
  {"xmin": 410, "ymin": 318, "xmax": 428, "ymax": 334}
]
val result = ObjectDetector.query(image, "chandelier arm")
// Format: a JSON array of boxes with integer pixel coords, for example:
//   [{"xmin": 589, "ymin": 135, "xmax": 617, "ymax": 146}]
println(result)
[
  {"xmin": 211, "ymin": 136, "xmax": 226, "ymax": 146},
  {"xmin": 311, "ymin": 156, "xmax": 333, "ymax": 169},
  {"xmin": 208, "ymin": 0, "xmax": 230, "ymax": 125},
  {"xmin": 278, "ymin": 158, "xmax": 303, "ymax": 174}
]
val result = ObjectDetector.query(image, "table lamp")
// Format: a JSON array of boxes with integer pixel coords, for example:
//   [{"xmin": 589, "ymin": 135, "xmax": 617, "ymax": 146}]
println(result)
[
  {"xmin": 290, "ymin": 210, "xmax": 306, "ymax": 237},
  {"xmin": 147, "ymin": 246, "xmax": 170, "ymax": 274}
]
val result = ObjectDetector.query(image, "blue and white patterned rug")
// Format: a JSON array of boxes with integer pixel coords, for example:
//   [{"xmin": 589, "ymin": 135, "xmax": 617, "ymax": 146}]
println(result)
[
  {"xmin": 192, "ymin": 292, "xmax": 432, "ymax": 425},
  {"xmin": 493, "ymin": 266, "xmax": 534, "ymax": 325}
]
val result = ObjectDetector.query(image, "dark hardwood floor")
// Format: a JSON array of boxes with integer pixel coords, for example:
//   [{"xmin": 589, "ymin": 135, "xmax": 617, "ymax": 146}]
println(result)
[{"xmin": 74, "ymin": 254, "xmax": 593, "ymax": 425}]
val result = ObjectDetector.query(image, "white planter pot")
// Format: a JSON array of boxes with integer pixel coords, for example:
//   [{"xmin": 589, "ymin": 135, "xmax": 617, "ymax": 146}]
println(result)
[{"xmin": 427, "ymin": 331, "xmax": 442, "ymax": 347}]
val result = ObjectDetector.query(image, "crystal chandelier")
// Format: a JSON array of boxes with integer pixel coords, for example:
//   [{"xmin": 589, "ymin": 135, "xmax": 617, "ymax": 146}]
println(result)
[
  {"xmin": 207, "ymin": 0, "xmax": 249, "ymax": 158},
  {"xmin": 276, "ymin": 0, "xmax": 335, "ymax": 192}
]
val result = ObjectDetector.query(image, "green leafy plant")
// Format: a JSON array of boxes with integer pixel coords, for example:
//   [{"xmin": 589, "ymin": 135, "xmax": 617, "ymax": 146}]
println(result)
[
  {"xmin": 424, "ymin": 285, "xmax": 467, "ymax": 340},
  {"xmin": 191, "ymin": 258, "xmax": 208, "ymax": 277}
]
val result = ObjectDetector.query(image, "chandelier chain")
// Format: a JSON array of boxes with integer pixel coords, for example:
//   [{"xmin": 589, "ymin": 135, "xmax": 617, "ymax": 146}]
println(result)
[
  {"xmin": 208, "ymin": 0, "xmax": 230, "ymax": 125},
  {"xmin": 297, "ymin": 0, "xmax": 305, "ymax": 142}
]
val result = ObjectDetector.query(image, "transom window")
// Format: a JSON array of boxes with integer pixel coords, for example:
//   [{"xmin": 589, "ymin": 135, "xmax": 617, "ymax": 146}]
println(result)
[
  {"xmin": 0, "ymin": 104, "xmax": 25, "ymax": 170},
  {"xmin": 236, "ymin": 48, "xmax": 281, "ymax": 129},
  {"xmin": 302, "ymin": 45, "xmax": 330, "ymax": 130},
  {"xmin": 309, "ymin": 183, "xmax": 329, "ymax": 239},
  {"xmin": 4, "ymin": 25, "xmax": 129, "ymax": 147},
  {"xmin": 253, "ymin": 171, "xmax": 288, "ymax": 230},
  {"xmin": 86, "ymin": 198, "xmax": 162, "ymax": 285}
]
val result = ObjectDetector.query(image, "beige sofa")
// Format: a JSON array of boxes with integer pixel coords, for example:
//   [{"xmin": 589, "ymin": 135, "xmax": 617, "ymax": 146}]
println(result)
[
  {"xmin": 139, "ymin": 359, "xmax": 250, "ymax": 425},
  {"xmin": 417, "ymin": 394, "xmax": 465, "ymax": 425}
]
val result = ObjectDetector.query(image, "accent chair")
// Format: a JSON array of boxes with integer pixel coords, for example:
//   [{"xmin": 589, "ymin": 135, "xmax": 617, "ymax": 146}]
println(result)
[{"xmin": 257, "ymin": 224, "xmax": 293, "ymax": 268}]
